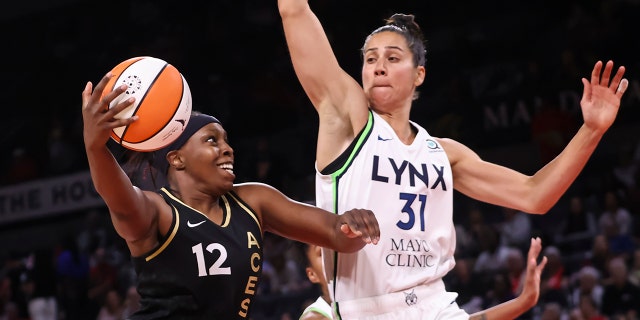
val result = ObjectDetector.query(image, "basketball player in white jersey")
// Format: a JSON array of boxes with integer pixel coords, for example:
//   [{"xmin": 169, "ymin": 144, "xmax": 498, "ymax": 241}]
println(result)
[
  {"xmin": 300, "ymin": 243, "xmax": 333, "ymax": 320},
  {"xmin": 300, "ymin": 238, "xmax": 548, "ymax": 319},
  {"xmin": 277, "ymin": 0, "xmax": 628, "ymax": 318}
]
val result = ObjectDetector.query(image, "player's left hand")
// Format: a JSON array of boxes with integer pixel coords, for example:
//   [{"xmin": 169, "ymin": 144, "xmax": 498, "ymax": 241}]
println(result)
[
  {"xmin": 519, "ymin": 237, "xmax": 548, "ymax": 308},
  {"xmin": 580, "ymin": 60, "xmax": 628, "ymax": 134},
  {"xmin": 82, "ymin": 72, "xmax": 138, "ymax": 149},
  {"xmin": 338, "ymin": 209, "xmax": 380, "ymax": 245}
]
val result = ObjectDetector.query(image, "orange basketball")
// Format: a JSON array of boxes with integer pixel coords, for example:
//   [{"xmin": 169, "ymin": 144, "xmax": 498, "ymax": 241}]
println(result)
[{"xmin": 101, "ymin": 56, "xmax": 192, "ymax": 152}]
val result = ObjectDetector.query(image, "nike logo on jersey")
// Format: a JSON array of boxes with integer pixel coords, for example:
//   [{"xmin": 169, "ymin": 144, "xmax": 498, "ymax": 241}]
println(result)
[
  {"xmin": 187, "ymin": 220, "xmax": 206, "ymax": 228},
  {"xmin": 377, "ymin": 135, "xmax": 392, "ymax": 141}
]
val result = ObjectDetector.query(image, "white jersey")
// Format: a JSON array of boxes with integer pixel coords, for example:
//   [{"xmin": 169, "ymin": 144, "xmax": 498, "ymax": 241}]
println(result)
[
  {"xmin": 316, "ymin": 110, "xmax": 456, "ymax": 304},
  {"xmin": 299, "ymin": 296, "xmax": 332, "ymax": 320}
]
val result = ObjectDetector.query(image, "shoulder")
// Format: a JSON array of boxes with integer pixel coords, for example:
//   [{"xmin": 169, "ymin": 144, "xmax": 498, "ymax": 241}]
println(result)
[
  {"xmin": 231, "ymin": 182, "xmax": 266, "ymax": 207},
  {"xmin": 232, "ymin": 182, "xmax": 290, "ymax": 206},
  {"xmin": 433, "ymin": 137, "xmax": 474, "ymax": 165},
  {"xmin": 144, "ymin": 189, "xmax": 173, "ymax": 220},
  {"xmin": 300, "ymin": 310, "xmax": 332, "ymax": 320},
  {"xmin": 232, "ymin": 182, "xmax": 284, "ymax": 215},
  {"xmin": 300, "ymin": 297, "xmax": 332, "ymax": 320},
  {"xmin": 434, "ymin": 137, "xmax": 485, "ymax": 168},
  {"xmin": 433, "ymin": 137, "xmax": 463, "ymax": 150},
  {"xmin": 233, "ymin": 182, "xmax": 279, "ymax": 197},
  {"xmin": 145, "ymin": 189, "xmax": 168, "ymax": 204}
]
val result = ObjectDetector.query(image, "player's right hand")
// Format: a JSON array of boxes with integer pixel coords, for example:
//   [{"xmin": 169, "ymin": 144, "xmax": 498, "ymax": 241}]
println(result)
[{"xmin": 338, "ymin": 208, "xmax": 380, "ymax": 245}]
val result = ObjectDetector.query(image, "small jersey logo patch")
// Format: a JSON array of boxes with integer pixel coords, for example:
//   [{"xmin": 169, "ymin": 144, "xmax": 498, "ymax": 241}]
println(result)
[
  {"xmin": 187, "ymin": 220, "xmax": 206, "ymax": 228},
  {"xmin": 404, "ymin": 289, "xmax": 418, "ymax": 306}
]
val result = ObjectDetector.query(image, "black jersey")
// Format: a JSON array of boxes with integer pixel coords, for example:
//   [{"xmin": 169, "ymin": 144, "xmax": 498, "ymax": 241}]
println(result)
[{"xmin": 129, "ymin": 188, "xmax": 263, "ymax": 320}]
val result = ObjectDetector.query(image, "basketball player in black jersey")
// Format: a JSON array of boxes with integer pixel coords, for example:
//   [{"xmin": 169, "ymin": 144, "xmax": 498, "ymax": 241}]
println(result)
[{"xmin": 81, "ymin": 72, "xmax": 381, "ymax": 319}]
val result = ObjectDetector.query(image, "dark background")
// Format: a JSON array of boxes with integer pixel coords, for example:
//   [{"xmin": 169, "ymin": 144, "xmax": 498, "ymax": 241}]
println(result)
[
  {"xmin": 1, "ymin": 0, "xmax": 639, "ymax": 180},
  {"xmin": 0, "ymin": 0, "xmax": 639, "ymax": 319}
]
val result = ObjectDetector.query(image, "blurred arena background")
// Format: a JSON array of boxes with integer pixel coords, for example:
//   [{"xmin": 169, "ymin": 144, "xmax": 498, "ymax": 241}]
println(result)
[{"xmin": 0, "ymin": 0, "xmax": 639, "ymax": 319}]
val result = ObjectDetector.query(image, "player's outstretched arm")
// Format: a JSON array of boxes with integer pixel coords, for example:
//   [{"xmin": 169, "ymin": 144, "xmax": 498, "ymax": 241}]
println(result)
[
  {"xmin": 82, "ymin": 73, "xmax": 159, "ymax": 243},
  {"xmin": 449, "ymin": 61, "xmax": 628, "ymax": 214},
  {"xmin": 469, "ymin": 237, "xmax": 547, "ymax": 320},
  {"xmin": 82, "ymin": 73, "xmax": 139, "ymax": 206},
  {"xmin": 235, "ymin": 182, "xmax": 379, "ymax": 253}
]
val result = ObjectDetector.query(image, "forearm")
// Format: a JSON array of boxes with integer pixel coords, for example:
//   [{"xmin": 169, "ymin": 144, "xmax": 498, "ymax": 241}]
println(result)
[
  {"xmin": 471, "ymin": 237, "xmax": 546, "ymax": 319},
  {"xmin": 85, "ymin": 144, "xmax": 137, "ymax": 211},
  {"xmin": 529, "ymin": 124, "xmax": 603, "ymax": 212},
  {"xmin": 257, "ymin": 186, "xmax": 360, "ymax": 251},
  {"xmin": 278, "ymin": 0, "xmax": 344, "ymax": 105}
]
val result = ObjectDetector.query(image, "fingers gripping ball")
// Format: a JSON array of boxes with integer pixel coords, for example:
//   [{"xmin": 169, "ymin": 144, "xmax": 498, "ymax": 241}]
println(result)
[{"xmin": 101, "ymin": 56, "xmax": 192, "ymax": 151}]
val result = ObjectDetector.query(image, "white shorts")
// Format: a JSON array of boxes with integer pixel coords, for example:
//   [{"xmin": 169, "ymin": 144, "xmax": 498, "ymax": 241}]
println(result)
[{"xmin": 333, "ymin": 280, "xmax": 469, "ymax": 320}]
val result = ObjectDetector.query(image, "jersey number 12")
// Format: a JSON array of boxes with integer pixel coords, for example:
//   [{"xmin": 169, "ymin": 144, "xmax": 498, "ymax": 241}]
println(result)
[{"xmin": 192, "ymin": 242, "xmax": 231, "ymax": 276}]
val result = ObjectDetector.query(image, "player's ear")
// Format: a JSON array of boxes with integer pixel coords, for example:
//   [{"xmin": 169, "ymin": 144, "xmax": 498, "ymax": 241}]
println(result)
[
  {"xmin": 167, "ymin": 150, "xmax": 185, "ymax": 170},
  {"xmin": 414, "ymin": 66, "xmax": 425, "ymax": 86},
  {"xmin": 306, "ymin": 267, "xmax": 321, "ymax": 284}
]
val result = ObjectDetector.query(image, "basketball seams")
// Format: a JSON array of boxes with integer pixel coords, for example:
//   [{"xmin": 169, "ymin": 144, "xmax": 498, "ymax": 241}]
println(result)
[
  {"xmin": 101, "ymin": 56, "xmax": 192, "ymax": 152},
  {"xmin": 119, "ymin": 61, "xmax": 169, "ymax": 143},
  {"xmin": 104, "ymin": 56, "xmax": 144, "ymax": 144},
  {"xmin": 109, "ymin": 56, "xmax": 167, "ymax": 142},
  {"xmin": 150, "ymin": 74, "xmax": 187, "ymax": 143},
  {"xmin": 127, "ymin": 75, "xmax": 191, "ymax": 151}
]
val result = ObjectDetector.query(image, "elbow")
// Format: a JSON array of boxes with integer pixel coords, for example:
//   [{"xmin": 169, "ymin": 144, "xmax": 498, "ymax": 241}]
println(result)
[
  {"xmin": 514, "ymin": 188, "xmax": 556, "ymax": 214},
  {"xmin": 278, "ymin": 0, "xmax": 308, "ymax": 19},
  {"xmin": 527, "ymin": 207, "xmax": 549, "ymax": 215},
  {"xmin": 522, "ymin": 200, "xmax": 554, "ymax": 215}
]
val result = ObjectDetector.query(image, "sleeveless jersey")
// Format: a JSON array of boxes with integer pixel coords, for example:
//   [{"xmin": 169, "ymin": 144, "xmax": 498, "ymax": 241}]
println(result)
[
  {"xmin": 129, "ymin": 188, "xmax": 263, "ymax": 319},
  {"xmin": 316, "ymin": 110, "xmax": 456, "ymax": 303},
  {"xmin": 299, "ymin": 296, "xmax": 332, "ymax": 320}
]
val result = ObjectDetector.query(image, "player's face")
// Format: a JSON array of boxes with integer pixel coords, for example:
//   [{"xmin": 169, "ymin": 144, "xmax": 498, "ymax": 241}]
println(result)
[
  {"xmin": 361, "ymin": 31, "xmax": 424, "ymax": 111},
  {"xmin": 178, "ymin": 123, "xmax": 235, "ymax": 192}
]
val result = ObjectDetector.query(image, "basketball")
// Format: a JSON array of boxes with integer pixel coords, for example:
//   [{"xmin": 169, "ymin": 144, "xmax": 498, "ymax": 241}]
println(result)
[{"xmin": 101, "ymin": 56, "xmax": 192, "ymax": 152}]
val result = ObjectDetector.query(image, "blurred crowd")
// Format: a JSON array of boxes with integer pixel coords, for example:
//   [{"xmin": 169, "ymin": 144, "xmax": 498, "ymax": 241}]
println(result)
[
  {"xmin": 1, "ymin": 0, "xmax": 640, "ymax": 319},
  {"xmin": 3, "ymin": 146, "xmax": 640, "ymax": 320}
]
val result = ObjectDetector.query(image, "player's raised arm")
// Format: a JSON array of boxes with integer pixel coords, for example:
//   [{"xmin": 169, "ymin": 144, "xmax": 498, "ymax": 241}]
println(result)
[
  {"xmin": 82, "ymin": 73, "xmax": 159, "ymax": 244},
  {"xmin": 448, "ymin": 61, "xmax": 628, "ymax": 214},
  {"xmin": 469, "ymin": 238, "xmax": 548, "ymax": 320},
  {"xmin": 277, "ymin": 0, "xmax": 370, "ymax": 167}
]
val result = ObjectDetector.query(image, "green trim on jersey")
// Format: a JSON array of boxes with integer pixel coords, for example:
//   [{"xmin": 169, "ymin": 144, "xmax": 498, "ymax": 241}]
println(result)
[
  {"xmin": 300, "ymin": 308, "xmax": 332, "ymax": 320},
  {"xmin": 330, "ymin": 110, "xmax": 374, "ymax": 213},
  {"xmin": 329, "ymin": 110, "xmax": 374, "ymax": 320}
]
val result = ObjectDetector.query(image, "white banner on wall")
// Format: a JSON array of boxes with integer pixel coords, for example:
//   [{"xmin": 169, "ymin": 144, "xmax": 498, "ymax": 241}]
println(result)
[{"xmin": 0, "ymin": 171, "xmax": 105, "ymax": 225}]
